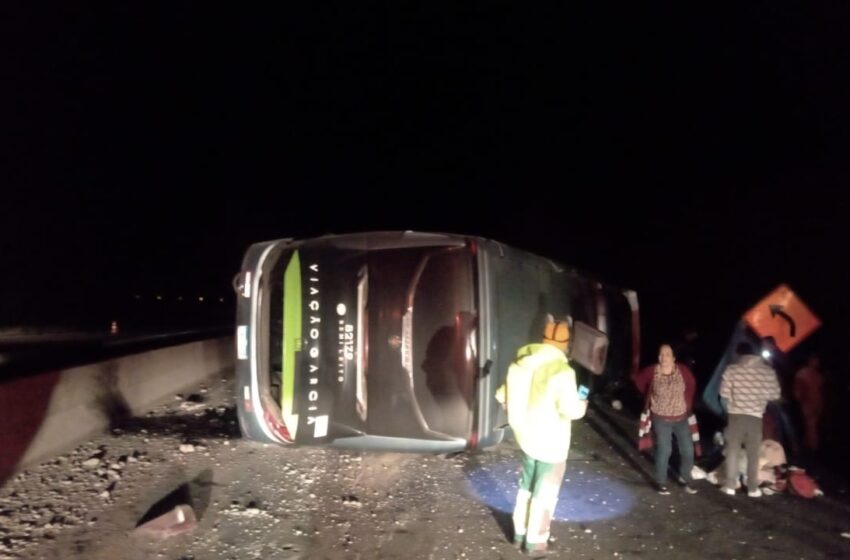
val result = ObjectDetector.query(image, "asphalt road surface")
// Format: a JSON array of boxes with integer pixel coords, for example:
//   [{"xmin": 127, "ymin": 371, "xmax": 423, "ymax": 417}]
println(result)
[{"xmin": 2, "ymin": 372, "xmax": 849, "ymax": 559}]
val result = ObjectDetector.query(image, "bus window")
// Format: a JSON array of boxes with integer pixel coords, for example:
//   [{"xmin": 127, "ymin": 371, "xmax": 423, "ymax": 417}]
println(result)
[{"xmin": 412, "ymin": 248, "xmax": 477, "ymax": 438}]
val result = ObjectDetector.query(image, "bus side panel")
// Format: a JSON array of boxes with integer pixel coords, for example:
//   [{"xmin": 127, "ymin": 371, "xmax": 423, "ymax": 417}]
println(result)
[
  {"xmin": 477, "ymin": 243, "xmax": 574, "ymax": 448},
  {"xmin": 476, "ymin": 240, "xmax": 639, "ymax": 448}
]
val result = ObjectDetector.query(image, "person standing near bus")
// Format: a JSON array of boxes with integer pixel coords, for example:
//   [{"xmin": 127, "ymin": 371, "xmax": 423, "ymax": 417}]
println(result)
[
  {"xmin": 792, "ymin": 353, "xmax": 825, "ymax": 454},
  {"xmin": 495, "ymin": 316, "xmax": 588, "ymax": 555},
  {"xmin": 719, "ymin": 341, "xmax": 781, "ymax": 497},
  {"xmin": 632, "ymin": 343, "xmax": 700, "ymax": 495}
]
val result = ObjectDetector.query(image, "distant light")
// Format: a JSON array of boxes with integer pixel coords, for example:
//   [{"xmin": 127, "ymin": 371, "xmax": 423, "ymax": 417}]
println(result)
[
  {"xmin": 198, "ymin": 296, "xmax": 204, "ymax": 302},
  {"xmin": 177, "ymin": 296, "xmax": 183, "ymax": 301},
  {"xmin": 133, "ymin": 294, "xmax": 141, "ymax": 300},
  {"xmin": 156, "ymin": 295, "xmax": 163, "ymax": 301},
  {"xmin": 762, "ymin": 349, "xmax": 772, "ymax": 360},
  {"xmin": 219, "ymin": 297, "xmax": 224, "ymax": 303}
]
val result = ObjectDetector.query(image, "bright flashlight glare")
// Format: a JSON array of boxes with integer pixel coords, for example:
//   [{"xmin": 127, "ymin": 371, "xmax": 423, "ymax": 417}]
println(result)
[
  {"xmin": 761, "ymin": 349, "xmax": 771, "ymax": 359},
  {"xmin": 467, "ymin": 458, "xmax": 636, "ymax": 522}
]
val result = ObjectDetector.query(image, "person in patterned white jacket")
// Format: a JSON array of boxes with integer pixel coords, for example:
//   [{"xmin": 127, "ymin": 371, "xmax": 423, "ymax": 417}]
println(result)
[{"xmin": 719, "ymin": 341, "xmax": 781, "ymax": 497}]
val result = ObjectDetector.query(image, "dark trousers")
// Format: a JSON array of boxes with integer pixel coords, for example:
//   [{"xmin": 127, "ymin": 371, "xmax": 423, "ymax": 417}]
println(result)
[{"xmin": 653, "ymin": 415, "xmax": 695, "ymax": 486}]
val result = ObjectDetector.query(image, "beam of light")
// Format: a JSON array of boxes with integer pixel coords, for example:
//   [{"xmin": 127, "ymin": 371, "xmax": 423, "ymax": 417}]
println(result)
[{"xmin": 466, "ymin": 457, "xmax": 636, "ymax": 522}]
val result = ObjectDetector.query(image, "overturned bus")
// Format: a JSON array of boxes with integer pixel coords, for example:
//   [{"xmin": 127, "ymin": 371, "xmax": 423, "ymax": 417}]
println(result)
[{"xmin": 232, "ymin": 231, "xmax": 639, "ymax": 453}]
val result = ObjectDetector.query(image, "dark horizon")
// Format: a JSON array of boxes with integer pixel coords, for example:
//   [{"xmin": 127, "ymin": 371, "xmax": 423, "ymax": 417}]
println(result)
[{"xmin": 4, "ymin": 4, "xmax": 850, "ymax": 371}]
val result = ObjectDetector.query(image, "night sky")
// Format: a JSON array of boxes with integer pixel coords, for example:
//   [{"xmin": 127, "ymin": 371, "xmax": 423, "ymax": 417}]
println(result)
[{"xmin": 4, "ymin": 4, "xmax": 850, "ymax": 363}]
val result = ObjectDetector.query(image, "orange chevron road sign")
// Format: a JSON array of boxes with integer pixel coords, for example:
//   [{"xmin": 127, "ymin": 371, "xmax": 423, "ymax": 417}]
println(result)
[{"xmin": 742, "ymin": 284, "xmax": 821, "ymax": 353}]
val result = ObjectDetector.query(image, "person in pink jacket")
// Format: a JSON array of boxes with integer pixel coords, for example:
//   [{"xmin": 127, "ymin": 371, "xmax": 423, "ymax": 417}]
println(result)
[{"xmin": 632, "ymin": 343, "xmax": 699, "ymax": 495}]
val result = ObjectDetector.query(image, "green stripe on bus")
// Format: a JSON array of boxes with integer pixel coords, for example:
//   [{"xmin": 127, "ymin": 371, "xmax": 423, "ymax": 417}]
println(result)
[{"xmin": 282, "ymin": 249, "xmax": 302, "ymax": 437}]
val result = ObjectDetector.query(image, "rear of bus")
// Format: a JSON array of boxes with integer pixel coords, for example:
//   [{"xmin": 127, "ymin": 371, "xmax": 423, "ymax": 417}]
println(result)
[{"xmin": 233, "ymin": 232, "xmax": 482, "ymax": 453}]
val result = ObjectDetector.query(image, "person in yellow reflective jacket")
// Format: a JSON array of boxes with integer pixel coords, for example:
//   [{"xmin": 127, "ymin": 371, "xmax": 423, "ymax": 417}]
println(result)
[{"xmin": 495, "ymin": 316, "xmax": 588, "ymax": 554}]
